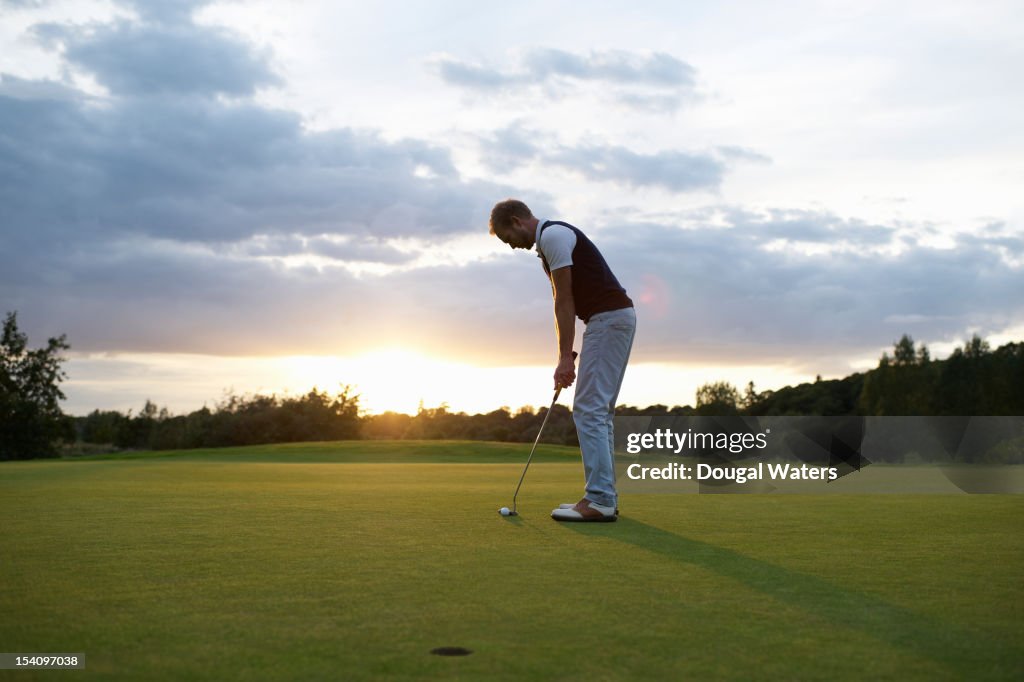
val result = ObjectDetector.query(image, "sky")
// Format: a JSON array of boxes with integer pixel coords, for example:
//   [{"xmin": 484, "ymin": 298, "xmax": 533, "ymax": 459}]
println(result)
[{"xmin": 1, "ymin": 0, "xmax": 1022, "ymax": 416}]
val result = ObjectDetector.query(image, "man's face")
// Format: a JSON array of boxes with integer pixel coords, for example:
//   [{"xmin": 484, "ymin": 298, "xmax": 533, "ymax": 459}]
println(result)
[{"xmin": 494, "ymin": 217, "xmax": 531, "ymax": 250}]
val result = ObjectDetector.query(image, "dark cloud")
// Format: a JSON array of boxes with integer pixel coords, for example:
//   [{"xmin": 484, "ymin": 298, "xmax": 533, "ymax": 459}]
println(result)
[
  {"xmin": 3, "ymin": 0, "xmax": 476, "ymax": 252},
  {"xmin": 53, "ymin": 21, "xmax": 281, "ymax": 97},
  {"xmin": 0, "ymin": 3, "xmax": 517, "ymax": 360},
  {"xmin": 8, "ymin": 198, "xmax": 1021, "ymax": 376},
  {"xmin": 433, "ymin": 48, "xmax": 698, "ymax": 112},
  {"xmin": 4, "ymin": 232, "xmax": 555, "ymax": 363},
  {"xmin": 0, "ymin": 73, "xmax": 86, "ymax": 101},
  {"xmin": 594, "ymin": 210, "xmax": 1023, "ymax": 370},
  {"xmin": 0, "ymin": 84, "xmax": 487, "ymax": 249},
  {"xmin": 24, "ymin": 1, "xmax": 270, "ymax": 99},
  {"xmin": 721, "ymin": 208, "xmax": 896, "ymax": 245}
]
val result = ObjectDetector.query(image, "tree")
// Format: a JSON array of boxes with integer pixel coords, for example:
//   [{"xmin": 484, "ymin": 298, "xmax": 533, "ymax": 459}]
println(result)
[
  {"xmin": 695, "ymin": 381, "xmax": 740, "ymax": 415},
  {"xmin": 859, "ymin": 335, "xmax": 934, "ymax": 415},
  {"xmin": 963, "ymin": 334, "xmax": 991, "ymax": 359},
  {"xmin": 893, "ymin": 334, "xmax": 917, "ymax": 366},
  {"xmin": 741, "ymin": 381, "xmax": 761, "ymax": 411},
  {"xmin": 0, "ymin": 312, "xmax": 71, "ymax": 460},
  {"xmin": 935, "ymin": 335, "xmax": 995, "ymax": 415}
]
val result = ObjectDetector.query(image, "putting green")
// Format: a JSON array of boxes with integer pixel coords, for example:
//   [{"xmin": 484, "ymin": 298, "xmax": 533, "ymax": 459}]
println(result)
[{"xmin": 1, "ymin": 442, "xmax": 1021, "ymax": 680}]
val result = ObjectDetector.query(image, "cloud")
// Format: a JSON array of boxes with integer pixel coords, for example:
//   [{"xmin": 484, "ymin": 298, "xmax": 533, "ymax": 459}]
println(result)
[
  {"xmin": 4, "ymin": 1, "xmax": 475, "ymax": 250},
  {"xmin": 521, "ymin": 48, "xmax": 695, "ymax": 87},
  {"xmin": 0, "ymin": 72, "xmax": 84, "ymax": 101},
  {"xmin": 303, "ymin": 236, "xmax": 415, "ymax": 265},
  {"xmin": 434, "ymin": 58, "xmax": 520, "ymax": 90},
  {"xmin": 49, "ymin": 20, "xmax": 281, "ymax": 97},
  {"xmin": 549, "ymin": 144, "xmax": 725, "ymax": 192},
  {"xmin": 0, "ymin": 84, "xmax": 490, "ymax": 247},
  {"xmin": 2, "ymin": 3, "xmax": 1019, "ymax": 385},
  {"xmin": 614, "ymin": 91, "xmax": 690, "ymax": 114},
  {"xmin": 1, "ymin": 0, "xmax": 47, "ymax": 8},
  {"xmin": 116, "ymin": 0, "xmax": 209, "ymax": 26},
  {"xmin": 432, "ymin": 48, "xmax": 698, "ymax": 112},
  {"xmin": 721, "ymin": 207, "xmax": 896, "ymax": 246},
  {"xmin": 224, "ymin": 234, "xmax": 415, "ymax": 266},
  {"xmin": 0, "ymin": 0, "xmax": 519, "ymax": 359},
  {"xmin": 7, "ymin": 193, "xmax": 1021, "ymax": 376},
  {"xmin": 478, "ymin": 122, "xmax": 545, "ymax": 172},
  {"xmin": 594, "ymin": 209, "xmax": 1023, "ymax": 370},
  {"xmin": 4, "ymin": 230, "xmax": 555, "ymax": 362},
  {"xmin": 480, "ymin": 123, "xmax": 768, "ymax": 193}
]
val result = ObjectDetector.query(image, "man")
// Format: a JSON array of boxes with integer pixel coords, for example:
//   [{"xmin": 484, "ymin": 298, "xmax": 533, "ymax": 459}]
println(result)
[{"xmin": 489, "ymin": 199, "xmax": 636, "ymax": 522}]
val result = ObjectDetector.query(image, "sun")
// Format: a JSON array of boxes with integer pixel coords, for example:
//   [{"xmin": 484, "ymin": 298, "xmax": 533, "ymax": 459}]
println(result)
[
  {"xmin": 278, "ymin": 349, "xmax": 520, "ymax": 415},
  {"xmin": 339, "ymin": 348, "xmax": 456, "ymax": 414}
]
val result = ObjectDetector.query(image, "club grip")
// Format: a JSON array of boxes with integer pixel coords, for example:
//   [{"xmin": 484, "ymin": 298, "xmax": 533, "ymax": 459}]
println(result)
[{"xmin": 553, "ymin": 351, "xmax": 579, "ymax": 401}]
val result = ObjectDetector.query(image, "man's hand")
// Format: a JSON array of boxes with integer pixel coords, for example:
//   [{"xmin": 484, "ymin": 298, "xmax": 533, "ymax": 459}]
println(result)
[{"xmin": 554, "ymin": 352, "xmax": 577, "ymax": 390}]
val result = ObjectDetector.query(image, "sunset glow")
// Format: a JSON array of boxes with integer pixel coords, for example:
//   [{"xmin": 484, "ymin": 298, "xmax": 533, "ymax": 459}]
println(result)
[{"xmin": 60, "ymin": 348, "xmax": 834, "ymax": 418}]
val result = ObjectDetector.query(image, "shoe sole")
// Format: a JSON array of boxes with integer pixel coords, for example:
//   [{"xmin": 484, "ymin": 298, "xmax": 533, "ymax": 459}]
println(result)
[{"xmin": 550, "ymin": 514, "xmax": 618, "ymax": 523}]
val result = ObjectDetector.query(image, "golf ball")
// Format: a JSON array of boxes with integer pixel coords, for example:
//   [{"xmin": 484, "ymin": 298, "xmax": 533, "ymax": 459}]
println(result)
[{"xmin": 499, "ymin": 507, "xmax": 510, "ymax": 516}]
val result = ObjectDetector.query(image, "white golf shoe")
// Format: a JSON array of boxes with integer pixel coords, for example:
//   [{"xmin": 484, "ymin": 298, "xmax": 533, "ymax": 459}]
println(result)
[
  {"xmin": 551, "ymin": 499, "xmax": 617, "ymax": 522},
  {"xmin": 558, "ymin": 502, "xmax": 619, "ymax": 516}
]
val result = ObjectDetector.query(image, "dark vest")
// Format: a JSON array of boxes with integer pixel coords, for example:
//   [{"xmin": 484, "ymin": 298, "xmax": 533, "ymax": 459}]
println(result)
[{"xmin": 539, "ymin": 220, "xmax": 633, "ymax": 323}]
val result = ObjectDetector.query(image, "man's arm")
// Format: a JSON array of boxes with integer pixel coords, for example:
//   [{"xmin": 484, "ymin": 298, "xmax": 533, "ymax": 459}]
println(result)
[{"xmin": 550, "ymin": 266, "xmax": 576, "ymax": 389}]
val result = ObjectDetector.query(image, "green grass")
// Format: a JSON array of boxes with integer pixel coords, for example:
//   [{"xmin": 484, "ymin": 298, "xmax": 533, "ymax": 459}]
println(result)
[
  {"xmin": 1, "ymin": 441, "xmax": 1021, "ymax": 681},
  {"xmin": 62, "ymin": 439, "xmax": 581, "ymax": 464}
]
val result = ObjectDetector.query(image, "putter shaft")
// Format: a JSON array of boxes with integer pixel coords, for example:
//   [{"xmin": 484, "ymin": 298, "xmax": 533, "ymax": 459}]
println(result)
[
  {"xmin": 511, "ymin": 387, "xmax": 560, "ymax": 514},
  {"xmin": 511, "ymin": 351, "xmax": 577, "ymax": 514}
]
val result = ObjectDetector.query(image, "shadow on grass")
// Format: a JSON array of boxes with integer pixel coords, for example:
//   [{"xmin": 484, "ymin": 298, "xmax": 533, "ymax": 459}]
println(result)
[{"xmin": 563, "ymin": 517, "xmax": 1021, "ymax": 679}]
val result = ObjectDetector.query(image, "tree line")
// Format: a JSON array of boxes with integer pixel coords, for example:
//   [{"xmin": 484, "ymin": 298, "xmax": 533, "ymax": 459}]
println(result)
[
  {"xmin": 72, "ymin": 393, "xmax": 578, "ymax": 453},
  {"xmin": 744, "ymin": 334, "xmax": 1023, "ymax": 417},
  {"xmin": 2, "ymin": 309, "xmax": 1022, "ymax": 460},
  {"xmin": 77, "ymin": 389, "xmax": 361, "ymax": 452},
  {"xmin": 610, "ymin": 335, "xmax": 1022, "ymax": 418}
]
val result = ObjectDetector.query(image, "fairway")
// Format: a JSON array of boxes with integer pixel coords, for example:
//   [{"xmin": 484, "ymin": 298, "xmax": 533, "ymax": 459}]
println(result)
[{"xmin": 1, "ymin": 442, "xmax": 1022, "ymax": 681}]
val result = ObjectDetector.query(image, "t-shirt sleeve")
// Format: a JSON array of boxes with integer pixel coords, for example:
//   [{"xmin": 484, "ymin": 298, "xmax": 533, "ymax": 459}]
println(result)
[{"xmin": 538, "ymin": 225, "xmax": 576, "ymax": 271}]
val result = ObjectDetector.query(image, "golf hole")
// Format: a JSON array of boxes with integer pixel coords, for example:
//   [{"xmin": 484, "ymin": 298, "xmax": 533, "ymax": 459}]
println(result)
[{"xmin": 430, "ymin": 647, "xmax": 473, "ymax": 657}]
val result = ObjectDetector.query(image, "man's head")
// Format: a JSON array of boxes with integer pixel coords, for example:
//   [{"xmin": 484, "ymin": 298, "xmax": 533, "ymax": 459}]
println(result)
[{"xmin": 489, "ymin": 198, "xmax": 536, "ymax": 250}]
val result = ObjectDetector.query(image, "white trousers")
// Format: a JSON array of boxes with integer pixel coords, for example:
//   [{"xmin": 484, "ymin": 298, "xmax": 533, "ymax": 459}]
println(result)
[{"xmin": 572, "ymin": 306, "xmax": 636, "ymax": 508}]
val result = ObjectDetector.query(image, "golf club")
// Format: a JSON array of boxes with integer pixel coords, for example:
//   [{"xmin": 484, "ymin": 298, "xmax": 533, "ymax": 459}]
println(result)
[{"xmin": 500, "ymin": 351, "xmax": 577, "ymax": 517}]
